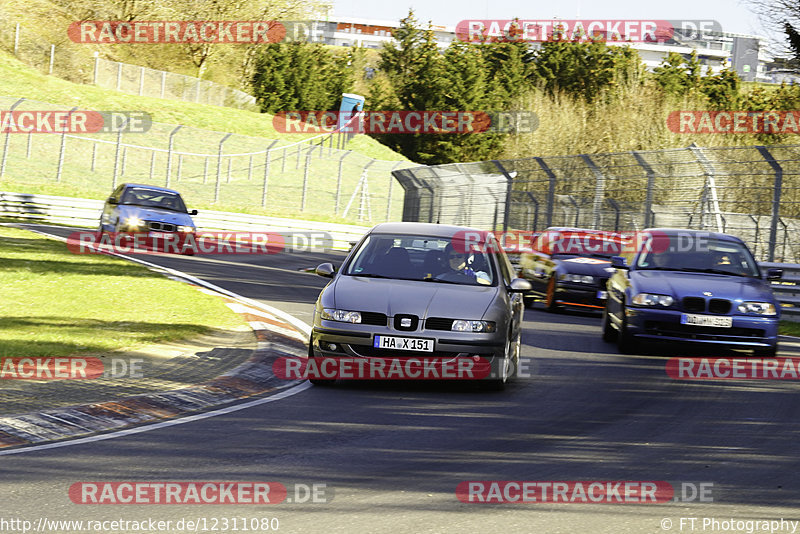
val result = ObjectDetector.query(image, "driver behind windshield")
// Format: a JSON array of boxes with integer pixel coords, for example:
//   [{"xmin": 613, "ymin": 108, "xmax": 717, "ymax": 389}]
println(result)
[{"xmin": 441, "ymin": 244, "xmax": 491, "ymax": 285}]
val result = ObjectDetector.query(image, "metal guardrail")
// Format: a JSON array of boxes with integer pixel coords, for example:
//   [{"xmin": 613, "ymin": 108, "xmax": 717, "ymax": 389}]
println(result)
[{"xmin": 0, "ymin": 191, "xmax": 368, "ymax": 251}]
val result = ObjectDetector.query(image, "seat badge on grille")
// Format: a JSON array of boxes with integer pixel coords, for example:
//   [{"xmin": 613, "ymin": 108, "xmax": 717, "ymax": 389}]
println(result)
[
  {"xmin": 400, "ymin": 318, "xmax": 411, "ymax": 328},
  {"xmin": 703, "ymin": 291, "xmax": 713, "ymax": 296}
]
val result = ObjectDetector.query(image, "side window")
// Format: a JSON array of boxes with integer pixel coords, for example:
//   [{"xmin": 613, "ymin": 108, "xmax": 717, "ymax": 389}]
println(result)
[{"xmin": 111, "ymin": 185, "xmax": 125, "ymax": 202}]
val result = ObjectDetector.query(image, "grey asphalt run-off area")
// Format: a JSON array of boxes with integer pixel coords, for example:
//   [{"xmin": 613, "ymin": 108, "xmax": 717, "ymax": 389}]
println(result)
[{"xmin": 3, "ymin": 224, "xmax": 800, "ymax": 533}]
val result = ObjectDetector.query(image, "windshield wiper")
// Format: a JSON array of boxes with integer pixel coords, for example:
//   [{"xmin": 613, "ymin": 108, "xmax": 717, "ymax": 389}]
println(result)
[
  {"xmin": 675, "ymin": 268, "xmax": 751, "ymax": 277},
  {"xmin": 423, "ymin": 277, "xmax": 461, "ymax": 284},
  {"xmin": 351, "ymin": 273, "xmax": 391, "ymax": 278}
]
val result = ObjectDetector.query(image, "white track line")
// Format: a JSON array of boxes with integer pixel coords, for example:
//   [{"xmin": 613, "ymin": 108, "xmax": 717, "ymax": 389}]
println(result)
[{"xmin": 0, "ymin": 383, "xmax": 312, "ymax": 456}]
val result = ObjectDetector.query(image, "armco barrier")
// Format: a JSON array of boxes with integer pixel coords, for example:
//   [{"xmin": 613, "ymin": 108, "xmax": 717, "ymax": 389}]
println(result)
[{"xmin": 0, "ymin": 191, "xmax": 367, "ymax": 251}]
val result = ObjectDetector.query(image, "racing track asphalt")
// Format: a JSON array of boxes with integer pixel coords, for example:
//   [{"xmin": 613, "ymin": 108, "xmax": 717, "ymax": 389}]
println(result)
[{"xmin": 3, "ymin": 224, "xmax": 800, "ymax": 533}]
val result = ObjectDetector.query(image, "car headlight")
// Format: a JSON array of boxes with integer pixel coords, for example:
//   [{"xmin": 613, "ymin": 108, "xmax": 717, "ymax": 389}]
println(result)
[
  {"xmin": 124, "ymin": 216, "xmax": 144, "ymax": 231},
  {"xmin": 321, "ymin": 308, "xmax": 362, "ymax": 323},
  {"xmin": 177, "ymin": 225, "xmax": 195, "ymax": 233},
  {"xmin": 632, "ymin": 293, "xmax": 674, "ymax": 306},
  {"xmin": 737, "ymin": 302, "xmax": 777, "ymax": 315},
  {"xmin": 562, "ymin": 273, "xmax": 594, "ymax": 283},
  {"xmin": 451, "ymin": 320, "xmax": 496, "ymax": 333}
]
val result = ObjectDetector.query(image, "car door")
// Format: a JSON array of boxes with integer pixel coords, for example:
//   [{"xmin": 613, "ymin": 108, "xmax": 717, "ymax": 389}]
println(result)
[
  {"xmin": 495, "ymin": 238, "xmax": 524, "ymax": 335},
  {"xmin": 101, "ymin": 185, "xmax": 126, "ymax": 230}
]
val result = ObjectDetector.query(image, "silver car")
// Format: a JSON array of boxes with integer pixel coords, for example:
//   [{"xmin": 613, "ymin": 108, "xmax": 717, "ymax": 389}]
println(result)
[{"xmin": 310, "ymin": 223, "xmax": 531, "ymax": 389}]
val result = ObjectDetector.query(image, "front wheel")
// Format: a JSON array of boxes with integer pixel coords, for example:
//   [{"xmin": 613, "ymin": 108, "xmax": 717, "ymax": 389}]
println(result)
[
  {"xmin": 601, "ymin": 306, "xmax": 617, "ymax": 342},
  {"xmin": 544, "ymin": 276, "xmax": 560, "ymax": 312},
  {"xmin": 616, "ymin": 300, "xmax": 639, "ymax": 354}
]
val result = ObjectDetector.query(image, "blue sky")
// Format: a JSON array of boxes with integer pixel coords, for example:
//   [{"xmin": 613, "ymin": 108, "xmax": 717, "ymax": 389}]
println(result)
[{"xmin": 329, "ymin": 0, "xmax": 778, "ymax": 43}]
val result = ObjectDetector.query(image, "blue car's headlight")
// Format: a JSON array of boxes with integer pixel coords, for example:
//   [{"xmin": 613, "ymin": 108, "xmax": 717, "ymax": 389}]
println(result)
[
  {"xmin": 177, "ymin": 225, "xmax": 194, "ymax": 233},
  {"xmin": 451, "ymin": 320, "xmax": 496, "ymax": 333},
  {"xmin": 632, "ymin": 293, "xmax": 674, "ymax": 307},
  {"xmin": 321, "ymin": 309, "xmax": 362, "ymax": 323},
  {"xmin": 737, "ymin": 302, "xmax": 777, "ymax": 316},
  {"xmin": 562, "ymin": 274, "xmax": 594, "ymax": 283},
  {"xmin": 124, "ymin": 216, "xmax": 144, "ymax": 231}
]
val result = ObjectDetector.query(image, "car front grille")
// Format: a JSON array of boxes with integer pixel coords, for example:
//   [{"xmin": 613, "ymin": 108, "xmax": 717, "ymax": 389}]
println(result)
[
  {"xmin": 425, "ymin": 317, "xmax": 454, "ymax": 331},
  {"xmin": 643, "ymin": 321, "xmax": 765, "ymax": 341},
  {"xmin": 682, "ymin": 297, "xmax": 706, "ymax": 312},
  {"xmin": 349, "ymin": 345, "xmax": 460, "ymax": 358},
  {"xmin": 360, "ymin": 312, "xmax": 388, "ymax": 326},
  {"xmin": 708, "ymin": 298, "xmax": 732, "ymax": 314},
  {"xmin": 146, "ymin": 221, "xmax": 176, "ymax": 232}
]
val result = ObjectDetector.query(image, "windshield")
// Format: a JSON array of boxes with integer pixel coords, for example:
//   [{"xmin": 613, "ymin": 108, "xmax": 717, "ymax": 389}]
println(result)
[
  {"xmin": 635, "ymin": 237, "xmax": 760, "ymax": 277},
  {"xmin": 344, "ymin": 234, "xmax": 496, "ymax": 286},
  {"xmin": 120, "ymin": 188, "xmax": 188, "ymax": 212},
  {"xmin": 542, "ymin": 231, "xmax": 625, "ymax": 258}
]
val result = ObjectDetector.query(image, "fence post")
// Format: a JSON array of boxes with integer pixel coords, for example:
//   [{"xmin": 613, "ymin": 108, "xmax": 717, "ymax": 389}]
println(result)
[
  {"xmin": 93, "ymin": 52, "xmax": 99, "ymax": 85},
  {"xmin": 631, "ymin": 151, "xmax": 656, "ymax": 228},
  {"xmin": 295, "ymin": 144, "xmax": 302, "ymax": 169},
  {"xmin": 1, "ymin": 98, "xmax": 25, "ymax": 179},
  {"xmin": 247, "ymin": 154, "xmax": 253, "ymax": 180},
  {"xmin": 386, "ymin": 161, "xmax": 403, "ymax": 221},
  {"xmin": 26, "ymin": 133, "xmax": 32, "ymax": 159},
  {"xmin": 492, "ymin": 160, "xmax": 516, "ymax": 232},
  {"xmin": 534, "ymin": 157, "xmax": 557, "ymax": 227},
  {"xmin": 90, "ymin": 142, "xmax": 97, "ymax": 171},
  {"xmin": 165, "ymin": 125, "xmax": 182, "ymax": 188},
  {"xmin": 335, "ymin": 150, "xmax": 352, "ymax": 215},
  {"xmin": 261, "ymin": 140, "xmax": 279, "ymax": 207},
  {"xmin": 203, "ymin": 157, "xmax": 209, "ymax": 184},
  {"xmin": 580, "ymin": 154, "xmax": 605, "ymax": 230},
  {"xmin": 111, "ymin": 118, "xmax": 131, "ymax": 189},
  {"xmin": 226, "ymin": 157, "xmax": 232, "ymax": 183},
  {"xmin": 214, "ymin": 133, "xmax": 232, "ymax": 202},
  {"xmin": 138, "ymin": 66, "xmax": 145, "ymax": 96},
  {"xmin": 301, "ymin": 146, "xmax": 315, "ymax": 211},
  {"xmin": 55, "ymin": 106, "xmax": 78, "ymax": 182},
  {"xmin": 116, "ymin": 61, "xmax": 122, "ymax": 90},
  {"xmin": 281, "ymin": 146, "xmax": 288, "ymax": 173},
  {"xmin": 148, "ymin": 151, "xmax": 156, "ymax": 182},
  {"xmin": 49, "ymin": 44, "xmax": 55, "ymax": 75},
  {"xmin": 121, "ymin": 147, "xmax": 127, "ymax": 176},
  {"xmin": 689, "ymin": 144, "xmax": 723, "ymax": 232},
  {"xmin": 177, "ymin": 155, "xmax": 183, "ymax": 182},
  {"xmin": 755, "ymin": 145, "xmax": 783, "ymax": 263},
  {"xmin": 14, "ymin": 23, "xmax": 20, "ymax": 56}
]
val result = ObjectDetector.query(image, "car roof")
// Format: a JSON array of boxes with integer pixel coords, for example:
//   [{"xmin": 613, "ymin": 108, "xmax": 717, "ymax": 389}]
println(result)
[
  {"xmin": 367, "ymin": 222, "xmax": 491, "ymax": 239},
  {"xmin": 642, "ymin": 228, "xmax": 744, "ymax": 243},
  {"xmin": 121, "ymin": 183, "xmax": 182, "ymax": 195}
]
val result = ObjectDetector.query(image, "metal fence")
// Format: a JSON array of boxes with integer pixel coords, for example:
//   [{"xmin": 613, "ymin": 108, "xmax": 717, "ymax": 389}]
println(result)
[
  {"xmin": 393, "ymin": 144, "xmax": 800, "ymax": 263},
  {"xmin": 0, "ymin": 96, "xmax": 414, "ymax": 224},
  {"xmin": 92, "ymin": 56, "xmax": 258, "ymax": 112}
]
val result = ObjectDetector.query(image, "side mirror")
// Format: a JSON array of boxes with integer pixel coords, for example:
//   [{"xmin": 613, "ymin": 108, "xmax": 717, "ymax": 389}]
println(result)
[
  {"xmin": 766, "ymin": 268, "xmax": 783, "ymax": 281},
  {"xmin": 611, "ymin": 256, "xmax": 629, "ymax": 269},
  {"xmin": 107, "ymin": 196, "xmax": 117, "ymax": 205},
  {"xmin": 189, "ymin": 209, "xmax": 198, "ymax": 215},
  {"xmin": 315, "ymin": 262, "xmax": 336, "ymax": 278},
  {"xmin": 509, "ymin": 278, "xmax": 532, "ymax": 292}
]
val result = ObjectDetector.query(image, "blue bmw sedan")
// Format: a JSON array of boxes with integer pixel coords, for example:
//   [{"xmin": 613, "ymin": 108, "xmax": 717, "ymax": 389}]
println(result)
[{"xmin": 602, "ymin": 229, "xmax": 782, "ymax": 356}]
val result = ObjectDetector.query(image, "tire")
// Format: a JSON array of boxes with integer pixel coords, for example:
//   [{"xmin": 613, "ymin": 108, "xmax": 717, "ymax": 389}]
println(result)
[
  {"xmin": 544, "ymin": 276, "xmax": 560, "ymax": 312},
  {"xmin": 486, "ymin": 337, "xmax": 512, "ymax": 390},
  {"xmin": 307, "ymin": 339, "xmax": 331, "ymax": 386},
  {"xmin": 616, "ymin": 301, "xmax": 639, "ymax": 354},
  {"xmin": 754, "ymin": 345, "xmax": 777, "ymax": 357},
  {"xmin": 601, "ymin": 306, "xmax": 618, "ymax": 342}
]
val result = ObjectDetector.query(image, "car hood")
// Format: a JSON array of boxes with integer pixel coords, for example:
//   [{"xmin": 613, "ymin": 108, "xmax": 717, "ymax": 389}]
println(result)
[
  {"xmin": 117, "ymin": 205, "xmax": 194, "ymax": 226},
  {"xmin": 329, "ymin": 275, "xmax": 499, "ymax": 319},
  {"xmin": 630, "ymin": 270, "xmax": 775, "ymax": 302},
  {"xmin": 557, "ymin": 256, "xmax": 616, "ymax": 276}
]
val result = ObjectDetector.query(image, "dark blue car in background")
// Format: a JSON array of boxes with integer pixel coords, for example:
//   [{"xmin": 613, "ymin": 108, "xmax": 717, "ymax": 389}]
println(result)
[{"xmin": 602, "ymin": 229, "xmax": 782, "ymax": 356}]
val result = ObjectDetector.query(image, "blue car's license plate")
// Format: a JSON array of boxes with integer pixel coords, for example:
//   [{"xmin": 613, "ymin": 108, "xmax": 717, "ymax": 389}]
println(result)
[{"xmin": 681, "ymin": 314, "xmax": 732, "ymax": 328}]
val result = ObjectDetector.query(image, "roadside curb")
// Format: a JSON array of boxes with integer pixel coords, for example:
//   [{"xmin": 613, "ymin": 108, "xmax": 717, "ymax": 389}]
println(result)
[{"xmin": 0, "ymin": 226, "xmax": 311, "ymax": 451}]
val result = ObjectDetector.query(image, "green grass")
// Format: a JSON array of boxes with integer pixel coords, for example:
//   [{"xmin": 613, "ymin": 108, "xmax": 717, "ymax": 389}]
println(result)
[
  {"xmin": 0, "ymin": 225, "xmax": 247, "ymax": 358},
  {"xmin": 779, "ymin": 320, "xmax": 800, "ymax": 337}
]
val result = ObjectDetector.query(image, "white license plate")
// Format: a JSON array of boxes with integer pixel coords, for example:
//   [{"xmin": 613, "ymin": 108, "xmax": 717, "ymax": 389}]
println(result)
[
  {"xmin": 681, "ymin": 314, "xmax": 732, "ymax": 328},
  {"xmin": 597, "ymin": 291, "xmax": 608, "ymax": 299},
  {"xmin": 373, "ymin": 335, "xmax": 433, "ymax": 352},
  {"xmin": 148, "ymin": 231, "xmax": 169, "ymax": 239}
]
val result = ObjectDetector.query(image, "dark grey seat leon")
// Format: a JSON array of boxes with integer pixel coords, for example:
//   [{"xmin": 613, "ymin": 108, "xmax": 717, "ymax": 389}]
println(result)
[{"xmin": 309, "ymin": 222, "xmax": 532, "ymax": 389}]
